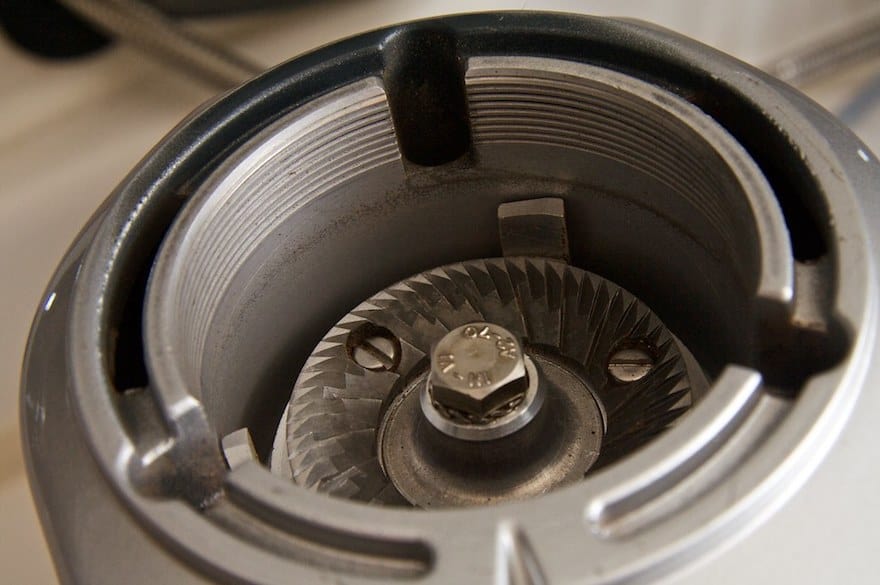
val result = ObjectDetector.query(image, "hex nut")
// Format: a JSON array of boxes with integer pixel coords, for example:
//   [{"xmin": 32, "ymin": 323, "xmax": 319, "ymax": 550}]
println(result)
[{"xmin": 428, "ymin": 322, "xmax": 529, "ymax": 417}]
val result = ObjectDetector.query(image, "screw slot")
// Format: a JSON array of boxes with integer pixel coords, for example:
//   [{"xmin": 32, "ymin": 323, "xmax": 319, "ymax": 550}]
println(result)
[
  {"xmin": 347, "ymin": 324, "xmax": 401, "ymax": 372},
  {"xmin": 607, "ymin": 340, "xmax": 656, "ymax": 383}
]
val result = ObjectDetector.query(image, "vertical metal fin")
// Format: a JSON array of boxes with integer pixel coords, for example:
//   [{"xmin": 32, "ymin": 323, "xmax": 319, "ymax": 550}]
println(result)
[{"xmin": 495, "ymin": 524, "xmax": 547, "ymax": 585}]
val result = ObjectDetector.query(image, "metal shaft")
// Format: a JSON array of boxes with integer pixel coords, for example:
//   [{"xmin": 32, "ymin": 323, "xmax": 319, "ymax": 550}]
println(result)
[{"xmin": 58, "ymin": 0, "xmax": 263, "ymax": 88}]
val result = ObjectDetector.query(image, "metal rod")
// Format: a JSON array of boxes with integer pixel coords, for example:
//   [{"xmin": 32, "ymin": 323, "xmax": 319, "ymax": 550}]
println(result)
[
  {"xmin": 58, "ymin": 0, "xmax": 264, "ymax": 89},
  {"xmin": 763, "ymin": 11, "xmax": 880, "ymax": 86}
]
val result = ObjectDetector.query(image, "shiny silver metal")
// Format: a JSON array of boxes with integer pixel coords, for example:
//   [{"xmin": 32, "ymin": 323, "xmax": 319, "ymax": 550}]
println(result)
[
  {"xmin": 427, "ymin": 322, "xmax": 529, "ymax": 416},
  {"xmin": 498, "ymin": 197, "xmax": 570, "ymax": 262},
  {"xmin": 349, "ymin": 329, "xmax": 400, "ymax": 372},
  {"xmin": 19, "ymin": 12, "xmax": 880, "ymax": 585},
  {"xmin": 607, "ymin": 343, "xmax": 656, "ymax": 384},
  {"xmin": 276, "ymin": 255, "xmax": 703, "ymax": 505},
  {"xmin": 389, "ymin": 351, "xmax": 600, "ymax": 508},
  {"xmin": 421, "ymin": 350, "xmax": 543, "ymax": 441},
  {"xmin": 221, "ymin": 427, "xmax": 258, "ymax": 469}
]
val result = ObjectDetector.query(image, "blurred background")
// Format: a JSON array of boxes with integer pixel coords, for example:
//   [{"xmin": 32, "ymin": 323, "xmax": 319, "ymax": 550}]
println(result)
[{"xmin": 2, "ymin": 1, "xmax": 879, "ymax": 582}]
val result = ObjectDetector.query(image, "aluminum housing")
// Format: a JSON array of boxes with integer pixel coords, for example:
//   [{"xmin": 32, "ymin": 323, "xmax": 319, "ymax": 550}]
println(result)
[{"xmin": 20, "ymin": 12, "xmax": 880, "ymax": 585}]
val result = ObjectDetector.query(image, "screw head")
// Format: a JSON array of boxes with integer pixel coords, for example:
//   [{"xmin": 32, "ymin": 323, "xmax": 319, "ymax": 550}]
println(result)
[
  {"xmin": 607, "ymin": 341, "xmax": 655, "ymax": 383},
  {"xmin": 348, "ymin": 325, "xmax": 400, "ymax": 371},
  {"xmin": 428, "ymin": 322, "xmax": 528, "ymax": 417}
]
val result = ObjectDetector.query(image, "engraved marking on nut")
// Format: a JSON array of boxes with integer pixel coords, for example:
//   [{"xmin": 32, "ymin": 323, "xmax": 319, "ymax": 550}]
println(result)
[{"xmin": 422, "ymin": 322, "xmax": 544, "ymax": 441}]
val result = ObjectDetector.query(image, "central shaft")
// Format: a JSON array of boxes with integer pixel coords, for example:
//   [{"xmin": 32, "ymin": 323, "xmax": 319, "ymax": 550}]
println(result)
[{"xmin": 421, "ymin": 322, "xmax": 544, "ymax": 441}]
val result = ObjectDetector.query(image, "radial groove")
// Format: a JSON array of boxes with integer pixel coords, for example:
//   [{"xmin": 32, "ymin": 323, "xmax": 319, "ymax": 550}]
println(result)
[{"xmin": 282, "ymin": 258, "xmax": 700, "ymax": 503}]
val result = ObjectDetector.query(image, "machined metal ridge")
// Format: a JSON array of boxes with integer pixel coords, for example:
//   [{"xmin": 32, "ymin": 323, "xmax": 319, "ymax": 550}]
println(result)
[
  {"xmin": 146, "ymin": 77, "xmax": 401, "ymax": 397},
  {"xmin": 282, "ymin": 257, "xmax": 699, "ymax": 504},
  {"xmin": 585, "ymin": 366, "xmax": 764, "ymax": 537},
  {"xmin": 223, "ymin": 463, "xmax": 433, "ymax": 578},
  {"xmin": 465, "ymin": 56, "xmax": 795, "ymax": 306}
]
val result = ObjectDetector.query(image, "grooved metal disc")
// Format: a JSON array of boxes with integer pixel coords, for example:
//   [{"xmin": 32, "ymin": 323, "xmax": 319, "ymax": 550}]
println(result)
[
  {"xmin": 281, "ymin": 257, "xmax": 707, "ymax": 506},
  {"xmin": 22, "ymin": 11, "xmax": 878, "ymax": 583}
]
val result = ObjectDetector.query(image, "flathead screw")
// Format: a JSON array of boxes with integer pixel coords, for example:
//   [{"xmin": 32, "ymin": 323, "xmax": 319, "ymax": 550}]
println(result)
[
  {"xmin": 349, "ymin": 327, "xmax": 400, "ymax": 371},
  {"xmin": 607, "ymin": 344, "xmax": 655, "ymax": 383}
]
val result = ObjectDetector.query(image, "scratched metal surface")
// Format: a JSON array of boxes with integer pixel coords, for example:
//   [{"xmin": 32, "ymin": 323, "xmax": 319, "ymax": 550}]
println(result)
[{"xmin": 1, "ymin": 1, "xmax": 877, "ymax": 582}]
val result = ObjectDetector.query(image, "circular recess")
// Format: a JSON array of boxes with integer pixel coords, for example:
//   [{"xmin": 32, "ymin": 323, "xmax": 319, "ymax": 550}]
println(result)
[
  {"xmin": 135, "ymin": 33, "xmax": 853, "ymax": 582},
  {"xmin": 420, "ymin": 354, "xmax": 544, "ymax": 443},
  {"xmin": 384, "ymin": 352, "xmax": 603, "ymax": 508},
  {"xmin": 275, "ymin": 257, "xmax": 705, "ymax": 507},
  {"xmin": 25, "ymin": 12, "xmax": 873, "ymax": 585}
]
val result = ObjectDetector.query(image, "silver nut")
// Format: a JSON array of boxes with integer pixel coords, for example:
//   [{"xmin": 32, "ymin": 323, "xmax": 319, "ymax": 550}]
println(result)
[{"xmin": 428, "ymin": 322, "xmax": 528, "ymax": 417}]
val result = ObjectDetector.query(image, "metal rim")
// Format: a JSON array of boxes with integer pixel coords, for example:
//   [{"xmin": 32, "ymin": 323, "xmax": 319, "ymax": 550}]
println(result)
[{"xmin": 58, "ymin": 12, "xmax": 876, "ymax": 585}]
